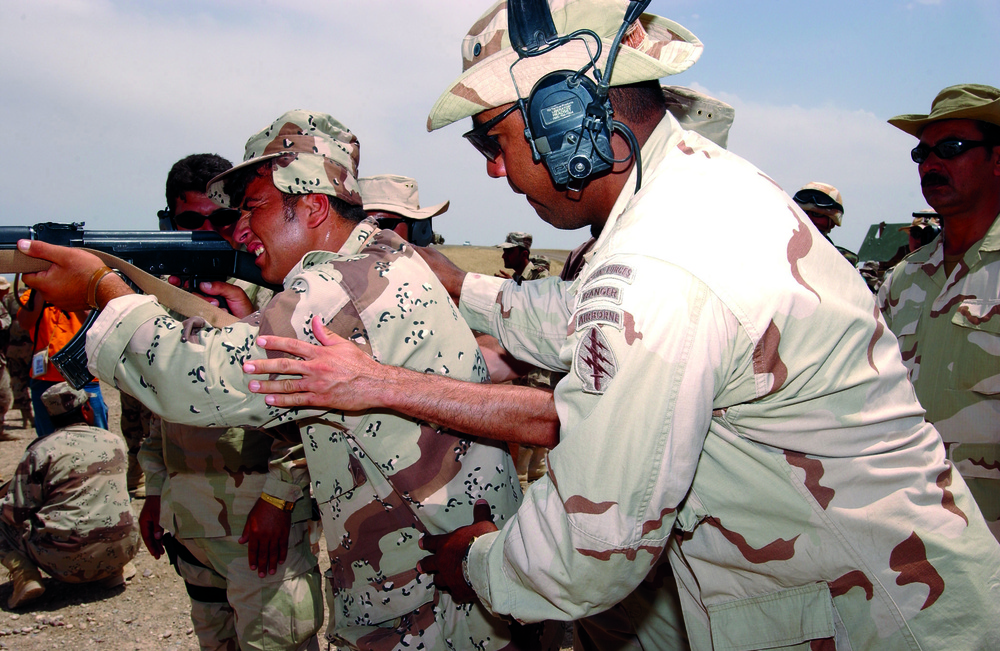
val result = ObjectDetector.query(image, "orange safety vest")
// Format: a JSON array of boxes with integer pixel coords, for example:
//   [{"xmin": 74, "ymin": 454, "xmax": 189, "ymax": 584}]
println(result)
[{"xmin": 20, "ymin": 289, "xmax": 87, "ymax": 383}]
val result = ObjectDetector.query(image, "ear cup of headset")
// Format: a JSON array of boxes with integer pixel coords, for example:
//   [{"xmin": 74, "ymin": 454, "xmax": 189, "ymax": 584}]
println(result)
[{"xmin": 525, "ymin": 71, "xmax": 615, "ymax": 186}]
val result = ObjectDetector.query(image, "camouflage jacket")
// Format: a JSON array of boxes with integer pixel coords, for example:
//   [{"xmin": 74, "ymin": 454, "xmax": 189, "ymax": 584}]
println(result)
[
  {"xmin": 138, "ymin": 282, "xmax": 312, "ymax": 538},
  {"xmin": 458, "ymin": 113, "xmax": 1000, "ymax": 650},
  {"xmin": 0, "ymin": 424, "xmax": 139, "ymax": 581},
  {"xmin": 85, "ymin": 221, "xmax": 522, "ymax": 649},
  {"xmin": 877, "ymin": 217, "xmax": 1000, "ymax": 540}
]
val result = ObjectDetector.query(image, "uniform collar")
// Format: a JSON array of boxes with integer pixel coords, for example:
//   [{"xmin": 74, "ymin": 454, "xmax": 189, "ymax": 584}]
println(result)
[{"xmin": 337, "ymin": 218, "xmax": 381, "ymax": 256}]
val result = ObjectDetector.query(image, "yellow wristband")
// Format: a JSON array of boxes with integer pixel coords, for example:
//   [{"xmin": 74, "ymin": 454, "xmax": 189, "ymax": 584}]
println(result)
[
  {"xmin": 260, "ymin": 492, "xmax": 295, "ymax": 511},
  {"xmin": 86, "ymin": 266, "xmax": 114, "ymax": 309}
]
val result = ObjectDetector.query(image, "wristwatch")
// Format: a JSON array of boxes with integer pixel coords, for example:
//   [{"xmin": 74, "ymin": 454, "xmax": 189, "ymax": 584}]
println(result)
[
  {"xmin": 461, "ymin": 536, "xmax": 479, "ymax": 590},
  {"xmin": 259, "ymin": 492, "xmax": 295, "ymax": 512}
]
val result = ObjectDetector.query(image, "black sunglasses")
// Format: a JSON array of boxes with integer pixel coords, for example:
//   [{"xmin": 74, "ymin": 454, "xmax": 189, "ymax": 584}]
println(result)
[
  {"xmin": 792, "ymin": 189, "xmax": 843, "ymax": 212},
  {"xmin": 910, "ymin": 139, "xmax": 994, "ymax": 164},
  {"xmin": 172, "ymin": 207, "xmax": 242, "ymax": 230},
  {"xmin": 463, "ymin": 104, "xmax": 520, "ymax": 162}
]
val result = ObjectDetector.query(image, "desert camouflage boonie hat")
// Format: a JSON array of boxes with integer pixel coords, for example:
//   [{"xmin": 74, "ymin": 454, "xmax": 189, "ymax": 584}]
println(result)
[
  {"xmin": 793, "ymin": 181, "xmax": 845, "ymax": 226},
  {"xmin": 359, "ymin": 175, "xmax": 450, "ymax": 221},
  {"xmin": 889, "ymin": 84, "xmax": 1000, "ymax": 137},
  {"xmin": 427, "ymin": 0, "xmax": 703, "ymax": 131},
  {"xmin": 208, "ymin": 110, "xmax": 362, "ymax": 207},
  {"xmin": 41, "ymin": 382, "xmax": 89, "ymax": 417},
  {"xmin": 498, "ymin": 231, "xmax": 533, "ymax": 249}
]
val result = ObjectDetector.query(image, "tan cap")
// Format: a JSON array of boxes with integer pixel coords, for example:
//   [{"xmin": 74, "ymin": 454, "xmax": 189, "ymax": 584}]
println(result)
[
  {"xmin": 208, "ymin": 110, "xmax": 362, "ymax": 207},
  {"xmin": 498, "ymin": 231, "xmax": 533, "ymax": 249},
  {"xmin": 792, "ymin": 182, "xmax": 845, "ymax": 227},
  {"xmin": 427, "ymin": 0, "xmax": 703, "ymax": 131},
  {"xmin": 359, "ymin": 175, "xmax": 449, "ymax": 221},
  {"xmin": 41, "ymin": 382, "xmax": 89, "ymax": 417},
  {"xmin": 889, "ymin": 84, "xmax": 1000, "ymax": 137},
  {"xmin": 0, "ymin": 277, "xmax": 10, "ymax": 293}
]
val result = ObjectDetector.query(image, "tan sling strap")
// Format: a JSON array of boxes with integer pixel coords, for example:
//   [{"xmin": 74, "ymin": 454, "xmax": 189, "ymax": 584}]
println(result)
[{"xmin": 0, "ymin": 248, "xmax": 238, "ymax": 327}]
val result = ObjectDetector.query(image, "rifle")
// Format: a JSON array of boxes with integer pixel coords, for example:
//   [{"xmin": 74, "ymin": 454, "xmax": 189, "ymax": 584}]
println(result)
[
  {"xmin": 0, "ymin": 221, "xmax": 278, "ymax": 292},
  {"xmin": 0, "ymin": 221, "xmax": 283, "ymax": 388}
]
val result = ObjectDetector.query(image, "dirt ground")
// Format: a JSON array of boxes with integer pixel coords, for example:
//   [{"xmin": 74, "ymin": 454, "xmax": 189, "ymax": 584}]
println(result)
[{"xmin": 0, "ymin": 383, "xmax": 214, "ymax": 650}]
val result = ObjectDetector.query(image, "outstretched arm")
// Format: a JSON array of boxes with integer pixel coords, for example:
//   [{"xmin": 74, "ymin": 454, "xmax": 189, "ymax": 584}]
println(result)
[{"xmin": 244, "ymin": 316, "xmax": 559, "ymax": 448}]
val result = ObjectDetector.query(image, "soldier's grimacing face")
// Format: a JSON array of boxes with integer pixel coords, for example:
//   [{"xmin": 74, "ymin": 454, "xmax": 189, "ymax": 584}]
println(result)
[{"xmin": 231, "ymin": 174, "xmax": 312, "ymax": 284}]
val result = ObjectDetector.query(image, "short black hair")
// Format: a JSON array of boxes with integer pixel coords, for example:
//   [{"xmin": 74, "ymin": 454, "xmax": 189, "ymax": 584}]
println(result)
[
  {"xmin": 222, "ymin": 158, "xmax": 368, "ymax": 224},
  {"xmin": 165, "ymin": 153, "xmax": 233, "ymax": 213},
  {"xmin": 49, "ymin": 406, "xmax": 87, "ymax": 430},
  {"xmin": 608, "ymin": 80, "xmax": 669, "ymax": 125}
]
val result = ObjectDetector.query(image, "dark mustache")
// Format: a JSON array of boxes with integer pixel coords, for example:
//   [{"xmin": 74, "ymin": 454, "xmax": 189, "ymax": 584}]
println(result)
[{"xmin": 921, "ymin": 172, "xmax": 948, "ymax": 187}]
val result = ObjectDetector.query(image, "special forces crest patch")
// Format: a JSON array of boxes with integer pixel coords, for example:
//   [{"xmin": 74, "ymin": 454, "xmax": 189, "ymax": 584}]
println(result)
[{"xmin": 575, "ymin": 326, "xmax": 618, "ymax": 394}]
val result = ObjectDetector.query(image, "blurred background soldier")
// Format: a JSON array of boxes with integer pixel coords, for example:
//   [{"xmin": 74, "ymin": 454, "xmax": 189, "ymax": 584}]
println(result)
[
  {"xmin": 792, "ymin": 181, "xmax": 859, "ymax": 264},
  {"xmin": 0, "ymin": 382, "xmax": 138, "ymax": 608},
  {"xmin": 902, "ymin": 209, "xmax": 942, "ymax": 253},
  {"xmin": 0, "ymin": 279, "xmax": 11, "ymax": 440},
  {"xmin": 359, "ymin": 174, "xmax": 449, "ymax": 246},
  {"xmin": 529, "ymin": 254, "xmax": 551, "ymax": 276},
  {"xmin": 1, "ymin": 279, "xmax": 33, "ymax": 431},
  {"xmin": 497, "ymin": 231, "xmax": 547, "ymax": 283}
]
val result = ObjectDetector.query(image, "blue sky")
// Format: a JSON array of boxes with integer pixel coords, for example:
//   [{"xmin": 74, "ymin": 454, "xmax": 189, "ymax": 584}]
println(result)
[{"xmin": 1, "ymin": 0, "xmax": 997, "ymax": 254}]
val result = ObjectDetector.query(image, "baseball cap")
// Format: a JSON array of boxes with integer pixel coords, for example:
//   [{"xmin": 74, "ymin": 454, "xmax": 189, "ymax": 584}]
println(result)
[
  {"xmin": 41, "ymin": 382, "xmax": 89, "ymax": 417},
  {"xmin": 359, "ymin": 175, "xmax": 449, "ymax": 221},
  {"xmin": 499, "ymin": 232, "xmax": 533, "ymax": 249},
  {"xmin": 208, "ymin": 110, "xmax": 362, "ymax": 207},
  {"xmin": 889, "ymin": 84, "xmax": 1000, "ymax": 137},
  {"xmin": 427, "ymin": 0, "xmax": 703, "ymax": 131}
]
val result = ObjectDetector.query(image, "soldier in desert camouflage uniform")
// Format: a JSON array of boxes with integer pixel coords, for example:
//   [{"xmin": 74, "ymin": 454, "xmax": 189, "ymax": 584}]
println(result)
[
  {"xmin": 0, "ymin": 382, "xmax": 139, "ymax": 608},
  {"xmin": 496, "ymin": 232, "xmax": 547, "ymax": 284},
  {"xmin": 0, "ymin": 280, "xmax": 32, "ymax": 430},
  {"xmin": 18, "ymin": 110, "xmax": 555, "ymax": 651},
  {"xmin": 0, "ymin": 280, "xmax": 12, "ymax": 439},
  {"xmin": 878, "ymin": 84, "xmax": 1000, "ymax": 542},
  {"xmin": 359, "ymin": 174, "xmax": 449, "ymax": 247},
  {"xmin": 791, "ymin": 182, "xmax": 859, "ymax": 265},
  {"xmin": 239, "ymin": 3, "xmax": 1000, "ymax": 650},
  {"xmin": 137, "ymin": 153, "xmax": 322, "ymax": 651}
]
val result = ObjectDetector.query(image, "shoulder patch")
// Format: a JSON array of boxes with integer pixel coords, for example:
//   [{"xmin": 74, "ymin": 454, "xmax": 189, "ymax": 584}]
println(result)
[
  {"xmin": 576, "ymin": 307, "xmax": 624, "ymax": 331},
  {"xmin": 579, "ymin": 285, "xmax": 623, "ymax": 306},
  {"xmin": 575, "ymin": 327, "xmax": 618, "ymax": 395},
  {"xmin": 588, "ymin": 263, "xmax": 635, "ymax": 285}
]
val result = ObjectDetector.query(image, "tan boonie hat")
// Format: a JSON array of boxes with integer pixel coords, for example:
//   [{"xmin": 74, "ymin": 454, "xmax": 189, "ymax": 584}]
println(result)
[
  {"xmin": 663, "ymin": 86, "xmax": 735, "ymax": 148},
  {"xmin": 427, "ymin": 0, "xmax": 703, "ymax": 131},
  {"xmin": 359, "ymin": 175, "xmax": 450, "ymax": 221},
  {"xmin": 0, "ymin": 277, "xmax": 10, "ymax": 293},
  {"xmin": 499, "ymin": 231, "xmax": 533, "ymax": 249},
  {"xmin": 793, "ymin": 181, "xmax": 845, "ymax": 227},
  {"xmin": 208, "ymin": 110, "xmax": 362, "ymax": 207},
  {"xmin": 41, "ymin": 382, "xmax": 89, "ymax": 417},
  {"xmin": 889, "ymin": 84, "xmax": 1000, "ymax": 137}
]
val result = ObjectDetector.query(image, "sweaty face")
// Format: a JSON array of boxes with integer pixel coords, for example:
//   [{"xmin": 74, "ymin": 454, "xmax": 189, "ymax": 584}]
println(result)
[
  {"xmin": 917, "ymin": 119, "xmax": 1000, "ymax": 218},
  {"xmin": 474, "ymin": 104, "xmax": 601, "ymax": 232},
  {"xmin": 231, "ymin": 174, "xmax": 312, "ymax": 284}
]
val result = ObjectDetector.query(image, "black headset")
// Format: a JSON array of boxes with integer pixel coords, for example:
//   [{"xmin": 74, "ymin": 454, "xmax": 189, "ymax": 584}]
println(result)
[{"xmin": 507, "ymin": 0, "xmax": 650, "ymax": 191}]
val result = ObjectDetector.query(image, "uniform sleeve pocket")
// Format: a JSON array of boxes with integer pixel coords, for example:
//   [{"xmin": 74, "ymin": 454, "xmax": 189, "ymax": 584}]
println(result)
[{"xmin": 707, "ymin": 582, "xmax": 835, "ymax": 651}]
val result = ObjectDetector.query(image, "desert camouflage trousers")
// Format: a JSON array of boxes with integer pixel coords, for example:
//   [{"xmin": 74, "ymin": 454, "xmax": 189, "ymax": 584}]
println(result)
[
  {"xmin": 0, "ymin": 368, "xmax": 11, "ymax": 434},
  {"xmin": 5, "ymin": 340, "xmax": 32, "ymax": 414},
  {"xmin": 0, "ymin": 517, "xmax": 139, "ymax": 583},
  {"xmin": 119, "ymin": 390, "xmax": 151, "ymax": 455},
  {"xmin": 167, "ymin": 521, "xmax": 323, "ymax": 651}
]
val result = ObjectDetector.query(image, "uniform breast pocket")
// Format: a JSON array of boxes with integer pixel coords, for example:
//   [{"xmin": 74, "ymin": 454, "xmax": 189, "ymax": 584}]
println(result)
[
  {"xmin": 707, "ymin": 583, "xmax": 837, "ymax": 651},
  {"xmin": 951, "ymin": 300, "xmax": 1000, "ymax": 395}
]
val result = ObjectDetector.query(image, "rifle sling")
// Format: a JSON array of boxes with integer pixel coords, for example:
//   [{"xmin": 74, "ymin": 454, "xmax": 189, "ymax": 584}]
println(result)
[{"xmin": 0, "ymin": 248, "xmax": 239, "ymax": 328}]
